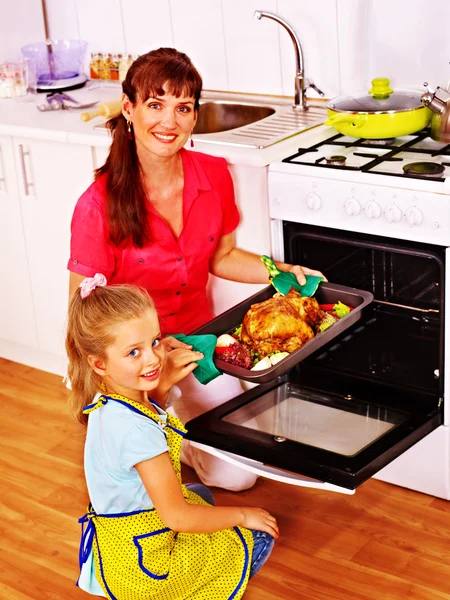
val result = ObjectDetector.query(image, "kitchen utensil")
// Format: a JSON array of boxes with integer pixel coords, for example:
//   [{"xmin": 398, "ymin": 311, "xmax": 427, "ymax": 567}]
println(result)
[
  {"xmin": 40, "ymin": 0, "xmax": 56, "ymax": 80},
  {"xmin": 80, "ymin": 98, "xmax": 122, "ymax": 122},
  {"xmin": 261, "ymin": 255, "xmax": 324, "ymax": 297},
  {"xmin": 37, "ymin": 99, "xmax": 99, "ymax": 112},
  {"xmin": 21, "ymin": 40, "xmax": 88, "ymax": 90},
  {"xmin": 421, "ymin": 83, "xmax": 450, "ymax": 143},
  {"xmin": 325, "ymin": 78, "xmax": 432, "ymax": 139},
  {"xmin": 193, "ymin": 283, "xmax": 373, "ymax": 383},
  {"xmin": 171, "ymin": 333, "xmax": 222, "ymax": 385}
]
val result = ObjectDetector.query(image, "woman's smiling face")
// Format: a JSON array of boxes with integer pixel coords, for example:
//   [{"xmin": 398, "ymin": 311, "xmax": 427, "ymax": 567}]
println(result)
[{"xmin": 123, "ymin": 86, "xmax": 198, "ymax": 160}]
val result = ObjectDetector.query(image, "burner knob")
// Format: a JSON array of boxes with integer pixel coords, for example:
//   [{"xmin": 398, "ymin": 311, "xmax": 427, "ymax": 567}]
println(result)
[
  {"xmin": 306, "ymin": 192, "xmax": 321, "ymax": 211},
  {"xmin": 384, "ymin": 204, "xmax": 402, "ymax": 223},
  {"xmin": 345, "ymin": 198, "xmax": 361, "ymax": 216},
  {"xmin": 365, "ymin": 201, "xmax": 381, "ymax": 220},
  {"xmin": 405, "ymin": 207, "xmax": 423, "ymax": 226}
]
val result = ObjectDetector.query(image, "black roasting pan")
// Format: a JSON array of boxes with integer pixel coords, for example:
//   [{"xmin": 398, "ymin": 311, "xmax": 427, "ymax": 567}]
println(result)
[{"xmin": 193, "ymin": 283, "xmax": 374, "ymax": 383}]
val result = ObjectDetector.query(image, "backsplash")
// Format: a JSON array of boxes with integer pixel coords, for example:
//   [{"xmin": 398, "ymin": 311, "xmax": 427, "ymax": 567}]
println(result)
[{"xmin": 43, "ymin": 0, "xmax": 450, "ymax": 99}]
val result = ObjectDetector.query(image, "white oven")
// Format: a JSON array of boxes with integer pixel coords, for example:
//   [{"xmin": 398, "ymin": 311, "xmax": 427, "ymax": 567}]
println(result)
[{"xmin": 186, "ymin": 125, "xmax": 450, "ymax": 499}]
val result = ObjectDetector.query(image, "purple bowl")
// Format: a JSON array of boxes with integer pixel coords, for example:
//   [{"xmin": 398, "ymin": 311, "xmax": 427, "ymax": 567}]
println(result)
[{"xmin": 21, "ymin": 39, "xmax": 88, "ymax": 83}]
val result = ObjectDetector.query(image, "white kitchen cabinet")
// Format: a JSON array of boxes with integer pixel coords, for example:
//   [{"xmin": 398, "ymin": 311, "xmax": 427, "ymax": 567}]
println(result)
[
  {"xmin": 0, "ymin": 135, "xmax": 37, "ymax": 349},
  {"xmin": 13, "ymin": 137, "xmax": 94, "ymax": 373}
]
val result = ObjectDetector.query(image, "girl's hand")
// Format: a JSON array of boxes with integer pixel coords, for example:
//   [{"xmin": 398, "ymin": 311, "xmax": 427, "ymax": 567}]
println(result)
[
  {"xmin": 240, "ymin": 507, "xmax": 279, "ymax": 538},
  {"xmin": 153, "ymin": 348, "xmax": 203, "ymax": 407},
  {"xmin": 162, "ymin": 347, "xmax": 204, "ymax": 388},
  {"xmin": 162, "ymin": 336, "xmax": 192, "ymax": 352},
  {"xmin": 287, "ymin": 264, "xmax": 327, "ymax": 286}
]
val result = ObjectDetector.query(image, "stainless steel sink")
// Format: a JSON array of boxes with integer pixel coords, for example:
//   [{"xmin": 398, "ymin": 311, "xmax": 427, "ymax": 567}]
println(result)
[
  {"xmin": 193, "ymin": 102, "xmax": 275, "ymax": 134},
  {"xmin": 193, "ymin": 91, "xmax": 326, "ymax": 149},
  {"xmin": 93, "ymin": 90, "xmax": 327, "ymax": 149}
]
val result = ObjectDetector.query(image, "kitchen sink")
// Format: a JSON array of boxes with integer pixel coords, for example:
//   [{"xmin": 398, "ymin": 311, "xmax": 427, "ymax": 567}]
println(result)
[
  {"xmin": 193, "ymin": 102, "xmax": 275, "ymax": 134},
  {"xmin": 93, "ymin": 90, "xmax": 327, "ymax": 149},
  {"xmin": 193, "ymin": 91, "xmax": 326, "ymax": 148}
]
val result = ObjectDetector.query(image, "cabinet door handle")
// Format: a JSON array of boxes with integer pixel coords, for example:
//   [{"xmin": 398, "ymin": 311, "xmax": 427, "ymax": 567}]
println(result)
[
  {"xmin": 0, "ymin": 144, "xmax": 6, "ymax": 193},
  {"xmin": 18, "ymin": 144, "xmax": 33, "ymax": 196}
]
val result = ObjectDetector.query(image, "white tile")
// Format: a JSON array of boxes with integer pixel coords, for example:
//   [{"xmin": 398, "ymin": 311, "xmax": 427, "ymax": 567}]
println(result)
[
  {"xmin": 45, "ymin": 0, "xmax": 80, "ymax": 41},
  {"xmin": 121, "ymin": 0, "xmax": 173, "ymax": 56},
  {"xmin": 222, "ymin": 0, "xmax": 283, "ymax": 96},
  {"xmin": 2, "ymin": 0, "xmax": 45, "ymax": 62},
  {"xmin": 169, "ymin": 0, "xmax": 228, "ymax": 91},
  {"xmin": 276, "ymin": 0, "xmax": 340, "ymax": 101},
  {"xmin": 363, "ymin": 0, "xmax": 450, "ymax": 92},
  {"xmin": 76, "ymin": 0, "xmax": 126, "ymax": 54},
  {"xmin": 337, "ymin": 0, "xmax": 450, "ymax": 97},
  {"xmin": 336, "ymin": 0, "xmax": 371, "ymax": 95}
]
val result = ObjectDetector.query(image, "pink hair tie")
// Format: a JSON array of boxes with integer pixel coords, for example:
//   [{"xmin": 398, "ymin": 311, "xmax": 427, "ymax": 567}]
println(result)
[{"xmin": 79, "ymin": 273, "xmax": 107, "ymax": 299}]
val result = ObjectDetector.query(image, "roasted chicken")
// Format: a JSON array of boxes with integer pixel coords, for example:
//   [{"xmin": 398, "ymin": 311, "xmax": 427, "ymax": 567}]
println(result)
[{"xmin": 241, "ymin": 289, "xmax": 322, "ymax": 357}]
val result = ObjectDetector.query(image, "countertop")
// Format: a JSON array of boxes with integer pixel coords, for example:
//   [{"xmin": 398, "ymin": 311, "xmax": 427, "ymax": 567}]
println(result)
[{"xmin": 0, "ymin": 83, "xmax": 332, "ymax": 167}]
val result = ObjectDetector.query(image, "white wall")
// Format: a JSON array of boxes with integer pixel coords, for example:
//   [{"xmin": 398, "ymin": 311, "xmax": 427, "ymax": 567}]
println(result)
[
  {"xmin": 3, "ymin": 0, "xmax": 450, "ymax": 100},
  {"xmin": 0, "ymin": 0, "xmax": 45, "ymax": 61}
]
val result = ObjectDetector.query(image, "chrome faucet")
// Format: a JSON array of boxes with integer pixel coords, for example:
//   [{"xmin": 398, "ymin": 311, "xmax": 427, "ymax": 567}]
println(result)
[{"xmin": 254, "ymin": 10, "xmax": 323, "ymax": 111}]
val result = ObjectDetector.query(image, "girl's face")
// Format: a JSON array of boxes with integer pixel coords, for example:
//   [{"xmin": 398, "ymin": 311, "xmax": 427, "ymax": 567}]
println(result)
[
  {"xmin": 92, "ymin": 308, "xmax": 166, "ymax": 404},
  {"xmin": 123, "ymin": 85, "xmax": 198, "ymax": 161}
]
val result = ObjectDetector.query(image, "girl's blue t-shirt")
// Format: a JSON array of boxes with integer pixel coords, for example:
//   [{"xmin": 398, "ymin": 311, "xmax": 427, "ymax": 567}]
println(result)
[{"xmin": 79, "ymin": 393, "xmax": 170, "ymax": 596}]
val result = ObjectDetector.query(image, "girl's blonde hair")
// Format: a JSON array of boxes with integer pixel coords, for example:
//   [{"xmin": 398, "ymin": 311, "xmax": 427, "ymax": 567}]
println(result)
[{"xmin": 66, "ymin": 284, "xmax": 156, "ymax": 424}]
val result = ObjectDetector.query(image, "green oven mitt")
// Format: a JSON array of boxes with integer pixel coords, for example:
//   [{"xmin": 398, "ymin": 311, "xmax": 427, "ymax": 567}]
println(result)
[
  {"xmin": 261, "ymin": 255, "xmax": 324, "ymax": 297},
  {"xmin": 171, "ymin": 333, "xmax": 222, "ymax": 385}
]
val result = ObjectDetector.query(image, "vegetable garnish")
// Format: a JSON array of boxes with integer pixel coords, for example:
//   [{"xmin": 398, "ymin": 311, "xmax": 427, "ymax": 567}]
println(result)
[{"xmin": 333, "ymin": 301, "xmax": 351, "ymax": 318}]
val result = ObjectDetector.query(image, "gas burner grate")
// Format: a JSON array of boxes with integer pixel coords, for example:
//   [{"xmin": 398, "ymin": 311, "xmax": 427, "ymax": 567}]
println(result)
[{"xmin": 282, "ymin": 128, "xmax": 449, "ymax": 180}]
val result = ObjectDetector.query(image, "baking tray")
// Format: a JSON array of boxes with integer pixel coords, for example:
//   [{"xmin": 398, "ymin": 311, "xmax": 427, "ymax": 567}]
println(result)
[{"xmin": 193, "ymin": 282, "xmax": 373, "ymax": 383}]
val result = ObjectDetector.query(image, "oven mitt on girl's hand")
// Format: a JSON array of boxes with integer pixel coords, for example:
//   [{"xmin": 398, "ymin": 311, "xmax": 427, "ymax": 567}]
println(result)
[
  {"xmin": 261, "ymin": 255, "xmax": 324, "ymax": 297},
  {"xmin": 171, "ymin": 333, "xmax": 222, "ymax": 385}
]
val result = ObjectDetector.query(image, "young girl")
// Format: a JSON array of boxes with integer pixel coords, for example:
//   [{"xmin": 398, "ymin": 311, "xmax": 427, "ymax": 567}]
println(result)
[{"xmin": 66, "ymin": 273, "xmax": 278, "ymax": 600}]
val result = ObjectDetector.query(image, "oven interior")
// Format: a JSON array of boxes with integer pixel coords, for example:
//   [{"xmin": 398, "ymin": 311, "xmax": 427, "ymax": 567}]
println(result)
[{"xmin": 282, "ymin": 222, "xmax": 444, "ymax": 413}]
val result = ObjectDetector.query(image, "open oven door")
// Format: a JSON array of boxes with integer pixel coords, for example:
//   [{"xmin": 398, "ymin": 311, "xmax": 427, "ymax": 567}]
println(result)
[
  {"xmin": 186, "ymin": 226, "xmax": 445, "ymax": 494},
  {"xmin": 185, "ymin": 374, "xmax": 442, "ymax": 495}
]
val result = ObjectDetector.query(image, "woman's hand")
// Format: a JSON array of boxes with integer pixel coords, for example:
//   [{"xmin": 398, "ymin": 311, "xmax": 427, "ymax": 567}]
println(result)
[
  {"xmin": 240, "ymin": 507, "xmax": 279, "ymax": 538},
  {"xmin": 285, "ymin": 264, "xmax": 328, "ymax": 286}
]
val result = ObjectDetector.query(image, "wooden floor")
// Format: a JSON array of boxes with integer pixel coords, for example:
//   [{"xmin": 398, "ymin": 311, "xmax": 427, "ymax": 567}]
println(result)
[{"xmin": 2, "ymin": 358, "xmax": 450, "ymax": 600}]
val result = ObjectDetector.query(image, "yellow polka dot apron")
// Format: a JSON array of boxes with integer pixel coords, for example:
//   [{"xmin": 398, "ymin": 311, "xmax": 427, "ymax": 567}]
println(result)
[{"xmin": 78, "ymin": 394, "xmax": 254, "ymax": 600}]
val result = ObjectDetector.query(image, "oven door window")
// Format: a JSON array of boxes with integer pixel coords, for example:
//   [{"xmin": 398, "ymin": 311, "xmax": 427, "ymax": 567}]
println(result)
[{"xmin": 222, "ymin": 384, "xmax": 404, "ymax": 457}]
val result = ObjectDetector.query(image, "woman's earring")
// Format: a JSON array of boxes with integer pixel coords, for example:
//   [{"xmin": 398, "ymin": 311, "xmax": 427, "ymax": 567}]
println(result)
[
  {"xmin": 127, "ymin": 120, "xmax": 133, "ymax": 140},
  {"xmin": 190, "ymin": 131, "xmax": 194, "ymax": 148}
]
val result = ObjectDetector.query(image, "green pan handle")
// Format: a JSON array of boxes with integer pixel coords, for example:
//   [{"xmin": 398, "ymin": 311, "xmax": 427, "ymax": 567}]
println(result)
[
  {"xmin": 325, "ymin": 113, "xmax": 368, "ymax": 128},
  {"xmin": 261, "ymin": 255, "xmax": 281, "ymax": 278}
]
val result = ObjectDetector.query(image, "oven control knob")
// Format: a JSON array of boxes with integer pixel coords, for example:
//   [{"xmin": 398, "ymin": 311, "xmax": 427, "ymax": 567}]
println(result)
[
  {"xmin": 345, "ymin": 198, "xmax": 361, "ymax": 216},
  {"xmin": 306, "ymin": 192, "xmax": 321, "ymax": 211},
  {"xmin": 405, "ymin": 207, "xmax": 423, "ymax": 226},
  {"xmin": 365, "ymin": 201, "xmax": 381, "ymax": 220},
  {"xmin": 385, "ymin": 204, "xmax": 402, "ymax": 223}
]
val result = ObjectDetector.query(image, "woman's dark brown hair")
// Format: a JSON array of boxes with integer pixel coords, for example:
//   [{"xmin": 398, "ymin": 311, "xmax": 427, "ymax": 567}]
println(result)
[{"xmin": 95, "ymin": 48, "xmax": 203, "ymax": 248}]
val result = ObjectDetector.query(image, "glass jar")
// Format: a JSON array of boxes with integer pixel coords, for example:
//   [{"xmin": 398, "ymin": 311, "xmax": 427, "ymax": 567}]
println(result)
[
  {"xmin": 89, "ymin": 53, "xmax": 101, "ymax": 79},
  {"xmin": 119, "ymin": 54, "xmax": 132, "ymax": 82},
  {"xmin": 110, "ymin": 53, "xmax": 121, "ymax": 81},
  {"xmin": 99, "ymin": 53, "xmax": 111, "ymax": 80}
]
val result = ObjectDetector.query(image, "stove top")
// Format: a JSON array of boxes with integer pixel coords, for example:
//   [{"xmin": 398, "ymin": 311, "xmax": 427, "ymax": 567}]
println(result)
[{"xmin": 283, "ymin": 129, "xmax": 450, "ymax": 182}]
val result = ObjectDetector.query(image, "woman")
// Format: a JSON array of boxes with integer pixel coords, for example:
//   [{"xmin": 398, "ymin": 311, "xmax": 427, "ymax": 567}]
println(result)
[{"xmin": 68, "ymin": 47, "xmax": 324, "ymax": 491}]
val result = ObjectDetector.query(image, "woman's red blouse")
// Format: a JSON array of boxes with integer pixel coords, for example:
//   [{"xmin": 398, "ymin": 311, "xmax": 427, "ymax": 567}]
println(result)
[{"xmin": 68, "ymin": 149, "xmax": 240, "ymax": 335}]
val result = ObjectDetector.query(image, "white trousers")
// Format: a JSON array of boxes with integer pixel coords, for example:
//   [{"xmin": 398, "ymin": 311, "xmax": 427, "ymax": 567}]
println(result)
[{"xmin": 167, "ymin": 373, "xmax": 258, "ymax": 492}]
